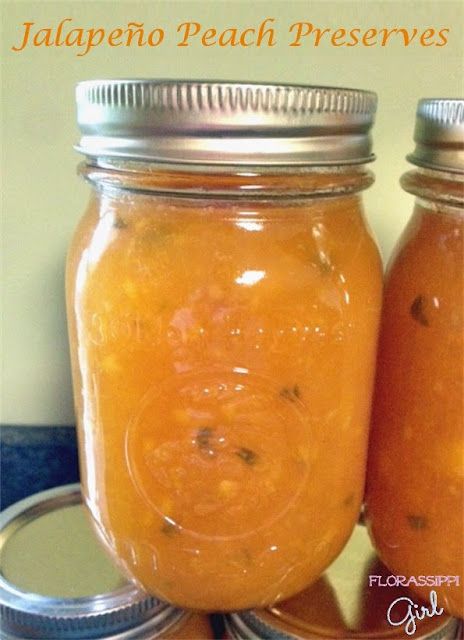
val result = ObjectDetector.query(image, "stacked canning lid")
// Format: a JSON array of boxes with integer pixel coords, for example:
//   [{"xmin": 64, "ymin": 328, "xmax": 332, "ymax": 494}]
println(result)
[{"xmin": 0, "ymin": 485, "xmax": 214, "ymax": 639}]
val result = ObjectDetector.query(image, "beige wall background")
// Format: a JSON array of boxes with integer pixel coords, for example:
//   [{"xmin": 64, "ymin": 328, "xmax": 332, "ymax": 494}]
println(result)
[{"xmin": 1, "ymin": 0, "xmax": 463, "ymax": 425}]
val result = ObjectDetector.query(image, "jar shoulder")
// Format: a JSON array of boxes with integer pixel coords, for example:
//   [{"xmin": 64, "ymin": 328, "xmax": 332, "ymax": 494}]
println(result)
[
  {"xmin": 385, "ymin": 204, "xmax": 463, "ymax": 295},
  {"xmin": 67, "ymin": 192, "xmax": 382, "ymax": 283}
]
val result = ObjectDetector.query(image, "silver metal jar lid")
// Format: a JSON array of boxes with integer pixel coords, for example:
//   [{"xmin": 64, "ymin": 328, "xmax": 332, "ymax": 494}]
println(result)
[
  {"xmin": 75, "ymin": 79, "xmax": 377, "ymax": 166},
  {"xmin": 224, "ymin": 524, "xmax": 460, "ymax": 640},
  {"xmin": 0, "ymin": 484, "xmax": 185, "ymax": 639},
  {"xmin": 225, "ymin": 615, "xmax": 461, "ymax": 640},
  {"xmin": 407, "ymin": 99, "xmax": 464, "ymax": 173}
]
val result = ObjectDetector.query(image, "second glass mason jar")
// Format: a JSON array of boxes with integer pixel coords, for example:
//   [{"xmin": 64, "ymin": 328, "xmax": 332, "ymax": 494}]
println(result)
[
  {"xmin": 67, "ymin": 80, "xmax": 382, "ymax": 611},
  {"xmin": 365, "ymin": 99, "xmax": 464, "ymax": 618}
]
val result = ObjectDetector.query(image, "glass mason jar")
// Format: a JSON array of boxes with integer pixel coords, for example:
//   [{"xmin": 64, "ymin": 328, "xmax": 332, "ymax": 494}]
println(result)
[
  {"xmin": 366, "ymin": 99, "xmax": 464, "ymax": 618},
  {"xmin": 67, "ymin": 80, "xmax": 382, "ymax": 611}
]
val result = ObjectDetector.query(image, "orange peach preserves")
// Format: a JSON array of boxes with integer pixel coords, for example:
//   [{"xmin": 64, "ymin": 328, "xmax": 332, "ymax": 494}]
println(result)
[
  {"xmin": 366, "ymin": 198, "xmax": 464, "ymax": 617},
  {"xmin": 66, "ymin": 165, "xmax": 382, "ymax": 611}
]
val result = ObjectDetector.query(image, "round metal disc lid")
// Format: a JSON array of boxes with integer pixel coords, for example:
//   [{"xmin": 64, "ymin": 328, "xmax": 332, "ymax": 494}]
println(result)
[
  {"xmin": 75, "ymin": 79, "xmax": 377, "ymax": 166},
  {"xmin": 0, "ymin": 484, "xmax": 185, "ymax": 639},
  {"xmin": 225, "ymin": 525, "xmax": 460, "ymax": 639}
]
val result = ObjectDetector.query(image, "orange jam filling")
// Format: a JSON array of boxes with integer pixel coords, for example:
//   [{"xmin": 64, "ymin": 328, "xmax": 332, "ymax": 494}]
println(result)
[
  {"xmin": 67, "ymin": 168, "xmax": 382, "ymax": 610},
  {"xmin": 366, "ymin": 202, "xmax": 464, "ymax": 618}
]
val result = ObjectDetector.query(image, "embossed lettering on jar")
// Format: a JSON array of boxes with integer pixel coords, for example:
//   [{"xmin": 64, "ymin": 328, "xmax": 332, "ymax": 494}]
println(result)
[{"xmin": 67, "ymin": 81, "xmax": 383, "ymax": 611}]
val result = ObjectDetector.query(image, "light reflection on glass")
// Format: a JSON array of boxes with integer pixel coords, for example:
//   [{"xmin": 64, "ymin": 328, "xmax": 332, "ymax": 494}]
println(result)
[
  {"xmin": 235, "ymin": 270, "xmax": 266, "ymax": 286},
  {"xmin": 236, "ymin": 221, "xmax": 264, "ymax": 232}
]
